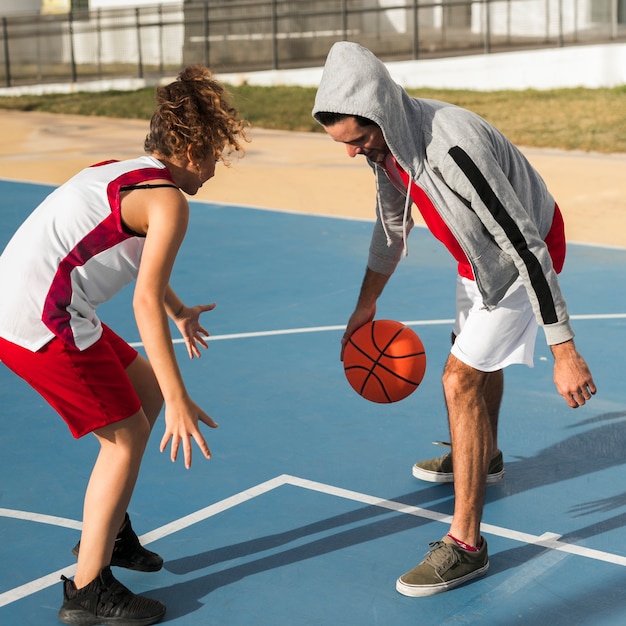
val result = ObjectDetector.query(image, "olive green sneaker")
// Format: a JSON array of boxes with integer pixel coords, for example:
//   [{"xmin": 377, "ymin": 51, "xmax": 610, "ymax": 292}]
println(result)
[
  {"xmin": 396, "ymin": 536, "xmax": 489, "ymax": 597},
  {"xmin": 412, "ymin": 442, "xmax": 504, "ymax": 484}
]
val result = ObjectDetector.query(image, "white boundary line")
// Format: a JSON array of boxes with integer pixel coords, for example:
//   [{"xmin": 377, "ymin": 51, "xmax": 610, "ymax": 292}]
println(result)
[
  {"xmin": 128, "ymin": 319, "xmax": 456, "ymax": 347},
  {"xmin": 1, "ymin": 473, "xmax": 625, "ymax": 609},
  {"xmin": 0, "ymin": 509, "xmax": 81, "ymax": 530},
  {"xmin": 282, "ymin": 476, "xmax": 626, "ymax": 566},
  {"xmin": 128, "ymin": 313, "xmax": 626, "ymax": 348},
  {"xmin": 0, "ymin": 476, "xmax": 285, "ymax": 609}
]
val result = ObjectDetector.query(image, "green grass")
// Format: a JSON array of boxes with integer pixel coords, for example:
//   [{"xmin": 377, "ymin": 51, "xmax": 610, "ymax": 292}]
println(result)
[{"xmin": 1, "ymin": 83, "xmax": 626, "ymax": 153}]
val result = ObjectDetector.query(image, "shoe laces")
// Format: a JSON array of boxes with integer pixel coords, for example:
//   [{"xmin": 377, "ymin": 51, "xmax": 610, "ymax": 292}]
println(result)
[
  {"xmin": 97, "ymin": 576, "xmax": 160, "ymax": 617},
  {"xmin": 425, "ymin": 541, "xmax": 459, "ymax": 571},
  {"xmin": 98, "ymin": 577, "xmax": 134, "ymax": 613}
]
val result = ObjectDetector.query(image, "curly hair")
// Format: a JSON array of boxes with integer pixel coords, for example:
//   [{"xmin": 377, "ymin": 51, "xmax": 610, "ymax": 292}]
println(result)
[{"xmin": 144, "ymin": 65, "xmax": 248, "ymax": 166}]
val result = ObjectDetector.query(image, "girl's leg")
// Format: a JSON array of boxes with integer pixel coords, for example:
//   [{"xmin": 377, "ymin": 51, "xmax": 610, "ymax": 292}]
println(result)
[
  {"xmin": 74, "ymin": 409, "xmax": 151, "ymax": 588},
  {"xmin": 125, "ymin": 354, "xmax": 163, "ymax": 430}
]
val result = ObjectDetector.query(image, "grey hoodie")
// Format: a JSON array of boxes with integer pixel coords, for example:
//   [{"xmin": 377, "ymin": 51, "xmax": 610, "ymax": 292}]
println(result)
[{"xmin": 312, "ymin": 42, "xmax": 573, "ymax": 346}]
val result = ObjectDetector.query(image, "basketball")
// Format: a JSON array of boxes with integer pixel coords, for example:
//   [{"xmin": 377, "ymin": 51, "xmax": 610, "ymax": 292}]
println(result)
[{"xmin": 343, "ymin": 320, "xmax": 426, "ymax": 403}]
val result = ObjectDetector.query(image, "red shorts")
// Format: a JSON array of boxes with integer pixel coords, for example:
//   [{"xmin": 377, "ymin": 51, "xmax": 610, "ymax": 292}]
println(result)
[{"xmin": 0, "ymin": 324, "xmax": 141, "ymax": 438}]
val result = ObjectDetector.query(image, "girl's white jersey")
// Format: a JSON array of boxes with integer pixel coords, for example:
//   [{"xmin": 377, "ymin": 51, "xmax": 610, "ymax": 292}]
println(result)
[{"xmin": 0, "ymin": 156, "xmax": 174, "ymax": 352}]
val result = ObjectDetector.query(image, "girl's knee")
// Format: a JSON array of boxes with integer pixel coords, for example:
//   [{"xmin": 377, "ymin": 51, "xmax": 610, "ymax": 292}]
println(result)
[
  {"xmin": 126, "ymin": 356, "xmax": 163, "ymax": 427},
  {"xmin": 96, "ymin": 410, "xmax": 151, "ymax": 452}
]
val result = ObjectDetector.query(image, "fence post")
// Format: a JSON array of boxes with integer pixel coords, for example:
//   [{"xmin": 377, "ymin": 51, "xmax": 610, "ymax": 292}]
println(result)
[
  {"xmin": 135, "ymin": 7, "xmax": 144, "ymax": 79},
  {"xmin": 412, "ymin": 0, "xmax": 419, "ymax": 60},
  {"xmin": 271, "ymin": 0, "xmax": 278, "ymax": 70},
  {"xmin": 2, "ymin": 17, "xmax": 10, "ymax": 88},
  {"xmin": 68, "ymin": 11, "xmax": 77, "ymax": 83},
  {"xmin": 203, "ymin": 1, "xmax": 209, "ymax": 68},
  {"xmin": 483, "ymin": 0, "xmax": 491, "ymax": 54},
  {"xmin": 158, "ymin": 5, "xmax": 164, "ymax": 73},
  {"xmin": 96, "ymin": 9, "xmax": 103, "ymax": 79}
]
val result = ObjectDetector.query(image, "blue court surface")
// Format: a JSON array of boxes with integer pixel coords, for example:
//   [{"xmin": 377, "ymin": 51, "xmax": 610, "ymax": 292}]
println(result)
[{"xmin": 1, "ymin": 178, "xmax": 626, "ymax": 625}]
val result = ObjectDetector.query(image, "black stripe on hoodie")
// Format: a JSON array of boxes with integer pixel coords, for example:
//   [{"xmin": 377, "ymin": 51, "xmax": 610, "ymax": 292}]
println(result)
[{"xmin": 448, "ymin": 146, "xmax": 558, "ymax": 325}]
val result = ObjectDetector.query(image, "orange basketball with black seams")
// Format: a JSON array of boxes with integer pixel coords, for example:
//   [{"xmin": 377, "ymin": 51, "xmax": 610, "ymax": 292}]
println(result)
[{"xmin": 343, "ymin": 320, "xmax": 426, "ymax": 403}]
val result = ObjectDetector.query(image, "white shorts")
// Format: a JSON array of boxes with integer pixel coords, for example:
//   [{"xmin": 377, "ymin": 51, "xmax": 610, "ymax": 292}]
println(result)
[{"xmin": 450, "ymin": 275, "xmax": 538, "ymax": 372}]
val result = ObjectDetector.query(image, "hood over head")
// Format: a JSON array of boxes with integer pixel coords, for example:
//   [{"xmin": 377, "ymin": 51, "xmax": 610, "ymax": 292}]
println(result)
[{"xmin": 312, "ymin": 42, "xmax": 425, "ymax": 176}]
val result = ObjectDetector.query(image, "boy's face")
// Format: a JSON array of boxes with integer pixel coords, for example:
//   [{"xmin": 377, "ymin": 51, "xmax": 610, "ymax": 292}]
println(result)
[{"xmin": 323, "ymin": 116, "xmax": 389, "ymax": 163}]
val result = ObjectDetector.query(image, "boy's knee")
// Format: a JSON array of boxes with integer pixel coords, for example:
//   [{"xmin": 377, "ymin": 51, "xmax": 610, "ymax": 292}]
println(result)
[{"xmin": 442, "ymin": 356, "xmax": 487, "ymax": 397}]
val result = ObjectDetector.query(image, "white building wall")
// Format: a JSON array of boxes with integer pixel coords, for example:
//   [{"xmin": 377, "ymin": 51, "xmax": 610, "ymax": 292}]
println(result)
[
  {"xmin": 350, "ymin": 0, "xmax": 602, "ymax": 37},
  {"xmin": 70, "ymin": 6, "xmax": 184, "ymax": 65},
  {"xmin": 217, "ymin": 42, "xmax": 626, "ymax": 91},
  {"xmin": 89, "ymin": 0, "xmax": 180, "ymax": 7},
  {"xmin": 472, "ymin": 0, "xmax": 591, "ymax": 37},
  {"xmin": 1, "ymin": 0, "xmax": 43, "ymax": 15},
  {"xmin": 378, "ymin": 0, "xmax": 408, "ymax": 32},
  {"xmin": 0, "ymin": 0, "xmax": 180, "ymax": 16}
]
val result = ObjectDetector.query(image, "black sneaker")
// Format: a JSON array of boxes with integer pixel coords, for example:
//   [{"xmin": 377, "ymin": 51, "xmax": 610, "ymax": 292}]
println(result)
[
  {"xmin": 58, "ymin": 566, "xmax": 166, "ymax": 626},
  {"xmin": 72, "ymin": 513, "xmax": 163, "ymax": 572}
]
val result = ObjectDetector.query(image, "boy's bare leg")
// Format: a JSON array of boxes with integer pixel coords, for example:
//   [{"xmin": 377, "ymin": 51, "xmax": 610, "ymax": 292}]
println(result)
[{"xmin": 443, "ymin": 355, "xmax": 502, "ymax": 547}]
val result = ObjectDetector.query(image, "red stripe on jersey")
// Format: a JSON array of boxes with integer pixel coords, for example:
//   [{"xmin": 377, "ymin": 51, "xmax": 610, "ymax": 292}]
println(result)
[{"xmin": 41, "ymin": 166, "xmax": 176, "ymax": 348}]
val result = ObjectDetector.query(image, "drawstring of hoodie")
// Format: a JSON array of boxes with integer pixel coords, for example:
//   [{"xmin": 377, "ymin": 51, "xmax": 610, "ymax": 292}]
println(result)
[
  {"xmin": 374, "ymin": 167, "xmax": 393, "ymax": 247},
  {"xmin": 375, "ymin": 165, "xmax": 411, "ymax": 258},
  {"xmin": 401, "ymin": 178, "xmax": 411, "ymax": 257}
]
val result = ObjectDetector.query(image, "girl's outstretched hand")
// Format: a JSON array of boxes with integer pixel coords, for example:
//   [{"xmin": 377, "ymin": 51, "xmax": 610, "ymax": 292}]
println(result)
[
  {"xmin": 173, "ymin": 302, "xmax": 216, "ymax": 359},
  {"xmin": 160, "ymin": 397, "xmax": 219, "ymax": 469}
]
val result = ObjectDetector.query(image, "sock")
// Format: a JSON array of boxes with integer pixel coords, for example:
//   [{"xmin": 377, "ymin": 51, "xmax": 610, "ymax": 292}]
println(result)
[{"xmin": 447, "ymin": 532, "xmax": 482, "ymax": 552}]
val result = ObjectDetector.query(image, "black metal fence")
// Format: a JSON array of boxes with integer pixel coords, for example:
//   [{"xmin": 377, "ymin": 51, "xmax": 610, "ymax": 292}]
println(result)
[{"xmin": 1, "ymin": 0, "xmax": 625, "ymax": 89}]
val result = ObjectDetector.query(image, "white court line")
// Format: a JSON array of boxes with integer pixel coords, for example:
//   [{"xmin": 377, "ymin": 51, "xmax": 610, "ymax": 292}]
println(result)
[
  {"xmin": 0, "ymin": 566, "xmax": 76, "ymax": 610},
  {"xmin": 128, "ymin": 313, "xmax": 626, "ymax": 348},
  {"xmin": 0, "ymin": 508, "xmax": 81, "ymax": 530},
  {"xmin": 138, "ymin": 475, "xmax": 287, "ymax": 545},
  {"xmin": 2, "ymin": 473, "xmax": 626, "ymax": 608},
  {"xmin": 0, "ymin": 476, "xmax": 285, "ymax": 609},
  {"xmin": 128, "ymin": 319, "xmax": 456, "ymax": 347},
  {"xmin": 569, "ymin": 313, "xmax": 626, "ymax": 320},
  {"xmin": 281, "ymin": 475, "xmax": 626, "ymax": 567}
]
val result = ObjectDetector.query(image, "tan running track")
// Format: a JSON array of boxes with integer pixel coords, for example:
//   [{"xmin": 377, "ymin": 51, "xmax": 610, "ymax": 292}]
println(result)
[{"xmin": 0, "ymin": 110, "xmax": 624, "ymax": 248}]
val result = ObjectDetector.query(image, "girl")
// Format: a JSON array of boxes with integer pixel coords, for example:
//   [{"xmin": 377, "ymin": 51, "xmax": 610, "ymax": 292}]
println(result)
[{"xmin": 0, "ymin": 65, "xmax": 248, "ymax": 625}]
